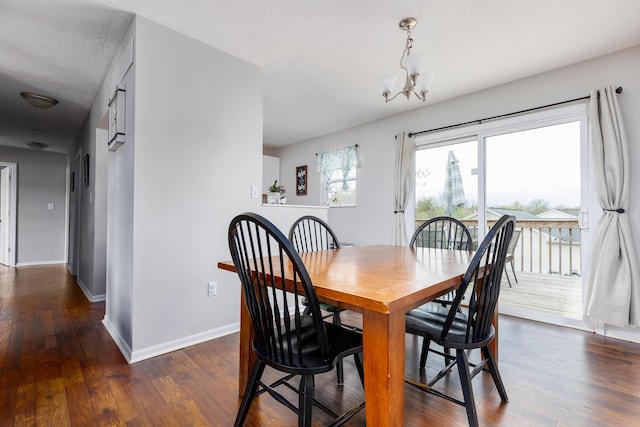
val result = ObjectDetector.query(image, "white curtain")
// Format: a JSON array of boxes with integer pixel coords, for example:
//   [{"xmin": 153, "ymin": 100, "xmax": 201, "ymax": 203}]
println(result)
[
  {"xmin": 584, "ymin": 86, "xmax": 640, "ymax": 327},
  {"xmin": 391, "ymin": 132, "xmax": 415, "ymax": 246}
]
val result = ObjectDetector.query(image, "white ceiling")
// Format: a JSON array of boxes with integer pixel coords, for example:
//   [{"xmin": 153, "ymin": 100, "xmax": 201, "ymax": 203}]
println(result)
[{"xmin": 2, "ymin": 0, "xmax": 640, "ymax": 153}]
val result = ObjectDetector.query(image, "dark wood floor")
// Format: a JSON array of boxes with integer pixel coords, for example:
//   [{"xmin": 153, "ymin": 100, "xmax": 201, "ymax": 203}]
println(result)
[{"xmin": 1, "ymin": 264, "xmax": 639, "ymax": 426}]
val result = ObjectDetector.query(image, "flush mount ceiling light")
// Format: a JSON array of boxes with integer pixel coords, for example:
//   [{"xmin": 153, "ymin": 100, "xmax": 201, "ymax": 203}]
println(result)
[
  {"xmin": 24, "ymin": 141, "xmax": 49, "ymax": 150},
  {"xmin": 378, "ymin": 17, "xmax": 433, "ymax": 103},
  {"xmin": 20, "ymin": 91, "xmax": 59, "ymax": 109}
]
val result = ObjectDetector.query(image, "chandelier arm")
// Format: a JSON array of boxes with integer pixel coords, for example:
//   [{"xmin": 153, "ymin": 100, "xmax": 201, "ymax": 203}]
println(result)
[
  {"xmin": 413, "ymin": 90, "xmax": 427, "ymax": 102},
  {"xmin": 385, "ymin": 91, "xmax": 406, "ymax": 103}
]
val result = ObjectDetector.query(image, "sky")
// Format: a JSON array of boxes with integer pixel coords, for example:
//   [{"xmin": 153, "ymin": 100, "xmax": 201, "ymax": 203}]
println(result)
[{"xmin": 415, "ymin": 121, "xmax": 581, "ymax": 209}]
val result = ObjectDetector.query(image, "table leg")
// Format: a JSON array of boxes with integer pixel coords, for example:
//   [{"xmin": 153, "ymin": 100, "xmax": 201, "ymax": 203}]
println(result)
[
  {"xmin": 491, "ymin": 302, "xmax": 499, "ymax": 363},
  {"xmin": 238, "ymin": 290, "xmax": 255, "ymax": 396},
  {"xmin": 361, "ymin": 310, "xmax": 405, "ymax": 427}
]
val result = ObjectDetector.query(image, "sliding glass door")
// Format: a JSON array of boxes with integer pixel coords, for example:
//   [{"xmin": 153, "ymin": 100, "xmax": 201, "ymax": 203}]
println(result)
[
  {"xmin": 414, "ymin": 104, "xmax": 591, "ymax": 327},
  {"xmin": 484, "ymin": 121, "xmax": 583, "ymax": 320}
]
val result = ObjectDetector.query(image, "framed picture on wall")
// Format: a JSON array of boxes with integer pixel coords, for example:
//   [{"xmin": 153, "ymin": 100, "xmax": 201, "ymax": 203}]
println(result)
[
  {"xmin": 108, "ymin": 86, "xmax": 126, "ymax": 151},
  {"xmin": 296, "ymin": 165, "xmax": 307, "ymax": 196}
]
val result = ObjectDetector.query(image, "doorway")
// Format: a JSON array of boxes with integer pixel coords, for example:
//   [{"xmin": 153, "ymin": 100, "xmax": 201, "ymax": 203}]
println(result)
[
  {"xmin": 414, "ymin": 104, "xmax": 590, "ymax": 328},
  {"xmin": 0, "ymin": 162, "xmax": 18, "ymax": 266}
]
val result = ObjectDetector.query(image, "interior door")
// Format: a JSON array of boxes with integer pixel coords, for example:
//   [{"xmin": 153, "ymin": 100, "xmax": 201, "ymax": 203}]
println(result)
[{"xmin": 0, "ymin": 166, "xmax": 9, "ymax": 265}]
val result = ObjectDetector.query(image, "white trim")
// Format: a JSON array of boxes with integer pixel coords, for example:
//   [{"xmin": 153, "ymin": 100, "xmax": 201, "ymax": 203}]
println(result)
[
  {"xmin": 500, "ymin": 305, "xmax": 592, "ymax": 333},
  {"xmin": 102, "ymin": 316, "xmax": 133, "ymax": 362},
  {"xmin": 599, "ymin": 324, "xmax": 640, "ymax": 343},
  {"xmin": 128, "ymin": 323, "xmax": 240, "ymax": 364},
  {"xmin": 76, "ymin": 278, "xmax": 106, "ymax": 302},
  {"xmin": 415, "ymin": 102, "xmax": 588, "ymax": 146},
  {"xmin": 0, "ymin": 162, "xmax": 18, "ymax": 267},
  {"xmin": 500, "ymin": 309, "xmax": 640, "ymax": 344},
  {"xmin": 16, "ymin": 260, "xmax": 66, "ymax": 266}
]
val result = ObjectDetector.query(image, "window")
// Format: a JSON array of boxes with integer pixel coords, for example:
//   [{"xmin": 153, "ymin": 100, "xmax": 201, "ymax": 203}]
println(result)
[{"xmin": 317, "ymin": 145, "xmax": 359, "ymax": 206}]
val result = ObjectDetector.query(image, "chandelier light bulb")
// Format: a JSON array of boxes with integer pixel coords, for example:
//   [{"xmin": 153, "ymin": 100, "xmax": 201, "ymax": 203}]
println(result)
[
  {"xmin": 405, "ymin": 53, "xmax": 426, "ymax": 77},
  {"xmin": 418, "ymin": 73, "xmax": 434, "ymax": 93},
  {"xmin": 378, "ymin": 74, "xmax": 398, "ymax": 94}
]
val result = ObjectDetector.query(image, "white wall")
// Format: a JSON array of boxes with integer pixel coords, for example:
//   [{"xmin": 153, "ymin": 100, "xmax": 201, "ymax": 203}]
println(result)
[
  {"xmin": 0, "ymin": 146, "xmax": 67, "ymax": 265},
  {"xmin": 277, "ymin": 46, "xmax": 640, "ymax": 339},
  {"xmin": 124, "ymin": 17, "xmax": 264, "ymax": 360},
  {"xmin": 103, "ymin": 44, "xmax": 136, "ymax": 354}
]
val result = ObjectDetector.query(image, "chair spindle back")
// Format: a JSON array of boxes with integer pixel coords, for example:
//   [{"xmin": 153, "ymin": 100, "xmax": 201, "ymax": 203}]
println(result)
[{"xmin": 228, "ymin": 213, "xmax": 330, "ymax": 367}]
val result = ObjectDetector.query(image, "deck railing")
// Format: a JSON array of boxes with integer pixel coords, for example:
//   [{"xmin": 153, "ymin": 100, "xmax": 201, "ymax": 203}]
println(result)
[{"xmin": 416, "ymin": 218, "xmax": 582, "ymax": 277}]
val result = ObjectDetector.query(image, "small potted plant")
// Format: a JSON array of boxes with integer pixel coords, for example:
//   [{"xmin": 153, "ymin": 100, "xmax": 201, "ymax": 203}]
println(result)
[{"xmin": 267, "ymin": 180, "xmax": 286, "ymax": 204}]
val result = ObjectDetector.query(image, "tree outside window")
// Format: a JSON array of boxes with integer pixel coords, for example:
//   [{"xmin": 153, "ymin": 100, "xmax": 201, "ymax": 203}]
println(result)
[{"xmin": 317, "ymin": 145, "xmax": 359, "ymax": 206}]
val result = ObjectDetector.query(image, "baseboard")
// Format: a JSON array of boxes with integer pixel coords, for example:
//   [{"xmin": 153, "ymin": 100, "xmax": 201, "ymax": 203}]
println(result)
[
  {"xmin": 102, "ymin": 316, "xmax": 133, "ymax": 363},
  {"xmin": 128, "ymin": 322, "xmax": 240, "ymax": 364},
  {"xmin": 596, "ymin": 322, "xmax": 640, "ymax": 344},
  {"xmin": 16, "ymin": 260, "xmax": 65, "ymax": 267},
  {"xmin": 76, "ymin": 279, "xmax": 106, "ymax": 302},
  {"xmin": 500, "ymin": 308, "xmax": 640, "ymax": 344}
]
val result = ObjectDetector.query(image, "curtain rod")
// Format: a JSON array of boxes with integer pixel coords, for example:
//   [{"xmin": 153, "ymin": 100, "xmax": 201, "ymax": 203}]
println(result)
[
  {"xmin": 408, "ymin": 86, "xmax": 623, "ymax": 138},
  {"xmin": 315, "ymin": 144, "xmax": 359, "ymax": 156}
]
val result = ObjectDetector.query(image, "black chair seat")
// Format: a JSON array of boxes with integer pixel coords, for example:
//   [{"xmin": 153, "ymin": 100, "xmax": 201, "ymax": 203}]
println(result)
[
  {"xmin": 406, "ymin": 305, "xmax": 466, "ymax": 334},
  {"xmin": 406, "ymin": 309, "xmax": 494, "ymax": 348},
  {"xmin": 254, "ymin": 318, "xmax": 363, "ymax": 375}
]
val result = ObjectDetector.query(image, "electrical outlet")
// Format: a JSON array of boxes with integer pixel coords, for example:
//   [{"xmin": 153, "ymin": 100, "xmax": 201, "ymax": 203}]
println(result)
[{"xmin": 208, "ymin": 281, "xmax": 218, "ymax": 297}]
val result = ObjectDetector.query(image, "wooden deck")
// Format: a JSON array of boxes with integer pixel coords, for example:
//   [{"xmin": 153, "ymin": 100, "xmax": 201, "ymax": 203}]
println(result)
[{"xmin": 497, "ymin": 271, "xmax": 582, "ymax": 319}]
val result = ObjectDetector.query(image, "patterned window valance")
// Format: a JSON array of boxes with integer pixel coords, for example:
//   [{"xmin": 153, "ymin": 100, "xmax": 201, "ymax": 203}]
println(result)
[{"xmin": 316, "ymin": 145, "xmax": 359, "ymax": 190}]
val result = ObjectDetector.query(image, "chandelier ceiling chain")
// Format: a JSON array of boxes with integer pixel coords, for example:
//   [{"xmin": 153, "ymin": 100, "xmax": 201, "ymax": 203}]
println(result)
[{"xmin": 379, "ymin": 17, "xmax": 433, "ymax": 103}]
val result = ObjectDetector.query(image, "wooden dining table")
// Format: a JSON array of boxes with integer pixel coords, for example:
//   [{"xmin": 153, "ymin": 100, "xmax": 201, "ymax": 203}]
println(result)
[{"xmin": 218, "ymin": 244, "xmax": 481, "ymax": 427}]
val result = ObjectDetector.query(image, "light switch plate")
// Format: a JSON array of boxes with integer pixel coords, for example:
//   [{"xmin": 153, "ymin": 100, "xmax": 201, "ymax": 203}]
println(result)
[{"xmin": 251, "ymin": 185, "xmax": 259, "ymax": 199}]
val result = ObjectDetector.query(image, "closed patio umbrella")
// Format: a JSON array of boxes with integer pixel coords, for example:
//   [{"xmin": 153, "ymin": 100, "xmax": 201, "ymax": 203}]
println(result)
[{"xmin": 443, "ymin": 151, "xmax": 466, "ymax": 216}]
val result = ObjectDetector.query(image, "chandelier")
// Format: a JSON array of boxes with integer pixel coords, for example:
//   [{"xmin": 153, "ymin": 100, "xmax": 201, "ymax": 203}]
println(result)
[{"xmin": 378, "ymin": 17, "xmax": 433, "ymax": 103}]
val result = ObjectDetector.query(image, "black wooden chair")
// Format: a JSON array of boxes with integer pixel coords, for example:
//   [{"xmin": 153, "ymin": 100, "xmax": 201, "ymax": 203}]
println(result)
[
  {"xmin": 289, "ymin": 215, "xmax": 348, "ymax": 384},
  {"xmin": 409, "ymin": 216, "xmax": 473, "ymax": 368},
  {"xmin": 228, "ymin": 213, "xmax": 365, "ymax": 427},
  {"xmin": 410, "ymin": 216, "xmax": 473, "ymax": 252},
  {"xmin": 405, "ymin": 214, "xmax": 515, "ymax": 427}
]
